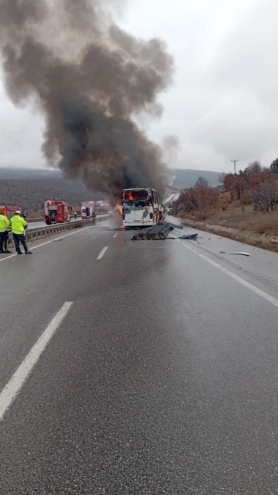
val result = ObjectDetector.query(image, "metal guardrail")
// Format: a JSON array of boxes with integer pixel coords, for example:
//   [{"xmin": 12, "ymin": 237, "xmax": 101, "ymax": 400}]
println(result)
[
  {"xmin": 6, "ymin": 214, "xmax": 110, "ymax": 248},
  {"xmin": 28, "ymin": 216, "xmax": 81, "ymax": 223},
  {"xmin": 27, "ymin": 213, "xmax": 109, "ymax": 223},
  {"xmin": 25, "ymin": 220, "xmax": 91, "ymax": 244},
  {"xmin": 7, "ymin": 217, "xmax": 107, "ymax": 248}
]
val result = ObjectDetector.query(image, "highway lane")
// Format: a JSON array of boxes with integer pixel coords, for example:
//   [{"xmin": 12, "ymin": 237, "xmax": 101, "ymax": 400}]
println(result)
[
  {"xmin": 1, "ymin": 220, "xmax": 278, "ymax": 493},
  {"xmin": 169, "ymin": 215, "xmax": 278, "ymax": 302},
  {"xmin": 0, "ymin": 220, "xmax": 114, "ymax": 392}
]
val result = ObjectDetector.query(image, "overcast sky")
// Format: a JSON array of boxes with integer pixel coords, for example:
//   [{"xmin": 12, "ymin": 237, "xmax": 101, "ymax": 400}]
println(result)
[{"xmin": 0, "ymin": 0, "xmax": 277, "ymax": 173}]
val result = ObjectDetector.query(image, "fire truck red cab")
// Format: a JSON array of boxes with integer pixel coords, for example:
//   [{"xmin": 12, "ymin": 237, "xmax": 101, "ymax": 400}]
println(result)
[
  {"xmin": 0, "ymin": 205, "xmax": 22, "ymax": 219},
  {"xmin": 44, "ymin": 198, "xmax": 72, "ymax": 225}
]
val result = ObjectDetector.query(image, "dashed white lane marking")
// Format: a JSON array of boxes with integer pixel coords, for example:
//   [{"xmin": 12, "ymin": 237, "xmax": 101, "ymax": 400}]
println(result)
[
  {"xmin": 177, "ymin": 239, "xmax": 278, "ymax": 309},
  {"xmin": 0, "ymin": 302, "xmax": 73, "ymax": 422},
  {"xmin": 0, "ymin": 228, "xmax": 94, "ymax": 263},
  {"xmin": 113, "ymin": 233, "xmax": 118, "ymax": 238},
  {"xmin": 97, "ymin": 246, "xmax": 109, "ymax": 260}
]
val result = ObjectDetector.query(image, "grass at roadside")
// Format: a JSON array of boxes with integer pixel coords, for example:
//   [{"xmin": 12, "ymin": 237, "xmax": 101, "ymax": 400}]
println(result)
[
  {"xmin": 178, "ymin": 200, "xmax": 278, "ymax": 252},
  {"xmin": 205, "ymin": 204, "xmax": 278, "ymax": 236}
]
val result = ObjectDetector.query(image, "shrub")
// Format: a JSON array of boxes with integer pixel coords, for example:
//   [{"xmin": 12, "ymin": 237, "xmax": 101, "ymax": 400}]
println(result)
[{"xmin": 252, "ymin": 178, "xmax": 278, "ymax": 212}]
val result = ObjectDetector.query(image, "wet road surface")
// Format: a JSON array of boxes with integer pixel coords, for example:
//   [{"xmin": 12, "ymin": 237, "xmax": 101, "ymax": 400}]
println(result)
[{"xmin": 1, "ymin": 218, "xmax": 278, "ymax": 494}]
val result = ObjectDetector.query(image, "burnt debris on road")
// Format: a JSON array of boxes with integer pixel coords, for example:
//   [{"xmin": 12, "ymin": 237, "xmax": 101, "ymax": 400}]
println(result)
[{"xmin": 131, "ymin": 223, "xmax": 174, "ymax": 240}]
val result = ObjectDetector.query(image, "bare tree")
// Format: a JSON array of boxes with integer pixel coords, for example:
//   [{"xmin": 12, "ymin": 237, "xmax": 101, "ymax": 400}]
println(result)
[
  {"xmin": 194, "ymin": 176, "xmax": 209, "ymax": 188},
  {"xmin": 252, "ymin": 179, "xmax": 278, "ymax": 212},
  {"xmin": 218, "ymin": 172, "xmax": 226, "ymax": 186},
  {"xmin": 245, "ymin": 161, "xmax": 262, "ymax": 175},
  {"xmin": 270, "ymin": 158, "xmax": 278, "ymax": 174},
  {"xmin": 195, "ymin": 187, "xmax": 219, "ymax": 219},
  {"xmin": 177, "ymin": 186, "xmax": 219, "ymax": 219}
]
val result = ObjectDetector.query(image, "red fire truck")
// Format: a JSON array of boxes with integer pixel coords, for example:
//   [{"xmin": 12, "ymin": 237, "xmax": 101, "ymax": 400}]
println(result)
[
  {"xmin": 0, "ymin": 205, "xmax": 22, "ymax": 219},
  {"xmin": 44, "ymin": 199, "xmax": 72, "ymax": 225}
]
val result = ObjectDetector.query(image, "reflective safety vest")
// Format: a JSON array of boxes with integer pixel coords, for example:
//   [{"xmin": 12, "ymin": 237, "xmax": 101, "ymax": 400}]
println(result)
[
  {"xmin": 0, "ymin": 214, "xmax": 10, "ymax": 233},
  {"xmin": 11, "ymin": 215, "xmax": 27, "ymax": 235}
]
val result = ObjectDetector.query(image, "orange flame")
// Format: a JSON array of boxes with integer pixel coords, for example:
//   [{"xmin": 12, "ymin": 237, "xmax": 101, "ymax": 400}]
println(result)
[
  {"xmin": 125, "ymin": 191, "xmax": 150, "ymax": 201},
  {"xmin": 126, "ymin": 191, "xmax": 135, "ymax": 201}
]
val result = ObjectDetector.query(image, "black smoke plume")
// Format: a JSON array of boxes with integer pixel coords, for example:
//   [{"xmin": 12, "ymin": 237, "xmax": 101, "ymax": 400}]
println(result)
[{"xmin": 0, "ymin": 0, "xmax": 174, "ymax": 200}]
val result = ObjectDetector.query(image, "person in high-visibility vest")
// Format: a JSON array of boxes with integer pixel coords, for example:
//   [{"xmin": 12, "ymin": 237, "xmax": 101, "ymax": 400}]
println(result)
[
  {"xmin": 11, "ymin": 211, "xmax": 32, "ymax": 255},
  {"xmin": 0, "ymin": 212, "xmax": 11, "ymax": 253}
]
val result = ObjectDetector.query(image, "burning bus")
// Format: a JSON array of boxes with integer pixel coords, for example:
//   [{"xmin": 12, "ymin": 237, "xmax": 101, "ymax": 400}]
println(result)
[{"xmin": 121, "ymin": 188, "xmax": 163, "ymax": 228}]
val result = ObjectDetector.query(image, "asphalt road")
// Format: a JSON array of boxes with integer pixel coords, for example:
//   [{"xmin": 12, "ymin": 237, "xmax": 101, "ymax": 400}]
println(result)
[{"xmin": 1, "ymin": 217, "xmax": 278, "ymax": 494}]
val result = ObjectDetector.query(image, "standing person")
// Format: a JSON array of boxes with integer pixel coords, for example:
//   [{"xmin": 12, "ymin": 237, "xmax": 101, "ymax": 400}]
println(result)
[
  {"xmin": 11, "ymin": 211, "xmax": 32, "ymax": 255},
  {"xmin": 0, "ymin": 212, "xmax": 11, "ymax": 253},
  {"xmin": 3, "ymin": 227, "xmax": 12, "ymax": 253},
  {"xmin": 74, "ymin": 211, "xmax": 77, "ymax": 219}
]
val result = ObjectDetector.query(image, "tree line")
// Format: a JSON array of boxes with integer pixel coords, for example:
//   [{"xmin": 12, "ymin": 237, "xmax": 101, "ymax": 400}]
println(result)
[
  {"xmin": 175, "ymin": 158, "xmax": 278, "ymax": 219},
  {"xmin": 0, "ymin": 178, "xmax": 104, "ymax": 215}
]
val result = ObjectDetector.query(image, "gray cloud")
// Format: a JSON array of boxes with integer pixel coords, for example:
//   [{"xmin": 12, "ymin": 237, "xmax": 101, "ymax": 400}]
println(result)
[
  {"xmin": 1, "ymin": 0, "xmax": 278, "ymax": 176},
  {"xmin": 189, "ymin": 0, "xmax": 278, "ymax": 170}
]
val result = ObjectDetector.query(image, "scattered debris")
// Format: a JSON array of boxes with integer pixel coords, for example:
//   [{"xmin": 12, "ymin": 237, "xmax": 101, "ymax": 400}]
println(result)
[
  {"xmin": 179, "ymin": 233, "xmax": 198, "ymax": 240},
  {"xmin": 220, "ymin": 251, "xmax": 226, "ymax": 254},
  {"xmin": 229, "ymin": 252, "xmax": 250, "ymax": 257},
  {"xmin": 167, "ymin": 223, "xmax": 183, "ymax": 229},
  {"xmin": 132, "ymin": 223, "xmax": 173, "ymax": 240}
]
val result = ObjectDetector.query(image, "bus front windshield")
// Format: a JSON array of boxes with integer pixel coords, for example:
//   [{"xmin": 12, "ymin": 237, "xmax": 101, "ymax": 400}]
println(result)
[{"xmin": 122, "ymin": 190, "xmax": 152, "ymax": 209}]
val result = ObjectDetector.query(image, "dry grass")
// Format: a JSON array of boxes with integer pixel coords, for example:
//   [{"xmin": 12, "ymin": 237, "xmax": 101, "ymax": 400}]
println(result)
[{"xmin": 180, "ymin": 199, "xmax": 278, "ymax": 236}]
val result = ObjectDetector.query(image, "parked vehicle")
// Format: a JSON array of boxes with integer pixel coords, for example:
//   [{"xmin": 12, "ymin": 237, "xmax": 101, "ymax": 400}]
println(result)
[
  {"xmin": 81, "ymin": 202, "xmax": 95, "ymax": 220},
  {"xmin": 44, "ymin": 199, "xmax": 71, "ymax": 225},
  {"xmin": 94, "ymin": 200, "xmax": 110, "ymax": 214},
  {"xmin": 0, "ymin": 205, "xmax": 22, "ymax": 219}
]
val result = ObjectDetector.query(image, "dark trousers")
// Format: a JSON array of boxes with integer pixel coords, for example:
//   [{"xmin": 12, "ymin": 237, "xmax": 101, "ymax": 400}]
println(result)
[
  {"xmin": 13, "ymin": 233, "xmax": 28, "ymax": 253},
  {"xmin": 0, "ymin": 232, "xmax": 8, "ymax": 252}
]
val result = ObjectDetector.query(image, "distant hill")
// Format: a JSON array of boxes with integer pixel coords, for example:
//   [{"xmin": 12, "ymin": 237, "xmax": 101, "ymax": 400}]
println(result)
[
  {"xmin": 0, "ymin": 168, "xmax": 62, "ymax": 180},
  {"xmin": 1, "ymin": 167, "xmax": 221, "ymax": 187},
  {"xmin": 171, "ymin": 169, "xmax": 220, "ymax": 188},
  {"xmin": 0, "ymin": 177, "xmax": 104, "ymax": 212},
  {"xmin": 0, "ymin": 167, "xmax": 221, "ymax": 212}
]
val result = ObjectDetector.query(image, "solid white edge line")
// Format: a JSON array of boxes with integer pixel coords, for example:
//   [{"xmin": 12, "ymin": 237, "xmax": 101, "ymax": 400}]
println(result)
[
  {"xmin": 0, "ymin": 302, "xmax": 73, "ymax": 422},
  {"xmin": 97, "ymin": 246, "xmax": 109, "ymax": 260},
  {"xmin": 177, "ymin": 239, "xmax": 278, "ymax": 309},
  {"xmin": 0, "ymin": 227, "xmax": 94, "ymax": 263}
]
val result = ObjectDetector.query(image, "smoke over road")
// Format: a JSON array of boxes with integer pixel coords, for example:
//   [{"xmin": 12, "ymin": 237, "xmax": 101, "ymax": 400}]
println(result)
[{"xmin": 0, "ymin": 0, "xmax": 174, "ymax": 199}]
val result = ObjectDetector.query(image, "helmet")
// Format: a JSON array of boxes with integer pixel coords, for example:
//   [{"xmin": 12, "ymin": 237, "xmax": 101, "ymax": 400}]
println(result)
[{"xmin": 15, "ymin": 210, "xmax": 21, "ymax": 214}]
